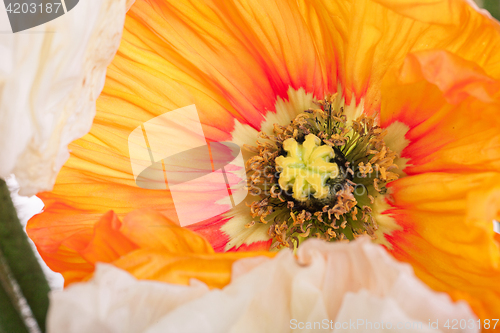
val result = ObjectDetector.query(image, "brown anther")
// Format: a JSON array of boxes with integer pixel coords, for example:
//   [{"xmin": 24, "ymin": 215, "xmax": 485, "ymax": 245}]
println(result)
[
  {"xmin": 299, "ymin": 228, "xmax": 311, "ymax": 237},
  {"xmin": 245, "ymin": 221, "xmax": 256, "ymax": 228},
  {"xmin": 368, "ymin": 195, "xmax": 375, "ymax": 204}
]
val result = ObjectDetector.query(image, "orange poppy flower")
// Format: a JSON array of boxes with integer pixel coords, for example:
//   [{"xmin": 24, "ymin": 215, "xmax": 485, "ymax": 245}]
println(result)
[{"xmin": 28, "ymin": 0, "xmax": 500, "ymax": 320}]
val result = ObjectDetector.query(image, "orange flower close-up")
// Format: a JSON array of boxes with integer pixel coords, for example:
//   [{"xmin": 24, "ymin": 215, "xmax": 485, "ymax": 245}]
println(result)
[{"xmin": 25, "ymin": 0, "xmax": 500, "ymax": 324}]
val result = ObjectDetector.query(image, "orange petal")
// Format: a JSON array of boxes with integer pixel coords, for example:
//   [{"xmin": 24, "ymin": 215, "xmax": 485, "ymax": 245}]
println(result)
[
  {"xmin": 38, "ymin": 244, "xmax": 95, "ymax": 287},
  {"xmin": 380, "ymin": 50, "xmax": 500, "ymax": 318},
  {"xmin": 79, "ymin": 211, "xmax": 139, "ymax": 264},
  {"xmin": 381, "ymin": 50, "xmax": 500, "ymax": 175},
  {"xmin": 113, "ymin": 249, "xmax": 273, "ymax": 289},
  {"xmin": 127, "ymin": 0, "xmax": 336, "ymax": 127},
  {"xmin": 113, "ymin": 210, "xmax": 275, "ymax": 288},
  {"xmin": 30, "ymin": 209, "xmax": 275, "ymax": 287},
  {"xmin": 343, "ymin": 0, "xmax": 500, "ymax": 112},
  {"xmin": 120, "ymin": 210, "xmax": 214, "ymax": 254}
]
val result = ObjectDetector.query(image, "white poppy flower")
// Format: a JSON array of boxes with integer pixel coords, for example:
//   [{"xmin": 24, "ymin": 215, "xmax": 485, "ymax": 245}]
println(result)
[
  {"xmin": 48, "ymin": 237, "xmax": 477, "ymax": 333},
  {"xmin": 0, "ymin": 0, "xmax": 133, "ymax": 195}
]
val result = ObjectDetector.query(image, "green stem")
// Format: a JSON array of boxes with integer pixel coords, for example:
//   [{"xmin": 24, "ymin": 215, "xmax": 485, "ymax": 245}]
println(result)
[
  {"xmin": 0, "ymin": 251, "xmax": 30, "ymax": 333},
  {"xmin": 0, "ymin": 179, "xmax": 49, "ymax": 332}
]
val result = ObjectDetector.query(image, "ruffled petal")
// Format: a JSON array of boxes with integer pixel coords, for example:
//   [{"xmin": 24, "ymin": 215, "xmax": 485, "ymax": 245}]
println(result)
[
  {"xmin": 380, "ymin": 50, "xmax": 500, "ymax": 318},
  {"xmin": 29, "ymin": 209, "xmax": 274, "ymax": 286},
  {"xmin": 342, "ymin": 0, "xmax": 500, "ymax": 112},
  {"xmin": 113, "ymin": 249, "xmax": 262, "ymax": 288},
  {"xmin": 48, "ymin": 264, "xmax": 210, "ymax": 333},
  {"xmin": 80, "ymin": 211, "xmax": 139, "ymax": 264},
  {"xmin": 47, "ymin": 238, "xmax": 477, "ymax": 333},
  {"xmin": 0, "ymin": 0, "xmax": 129, "ymax": 195},
  {"xmin": 382, "ymin": 50, "xmax": 500, "ymax": 175}
]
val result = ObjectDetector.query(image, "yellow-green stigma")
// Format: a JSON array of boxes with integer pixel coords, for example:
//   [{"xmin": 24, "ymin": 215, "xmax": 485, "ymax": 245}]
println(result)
[
  {"xmin": 245, "ymin": 94, "xmax": 399, "ymax": 249},
  {"xmin": 275, "ymin": 134, "xmax": 339, "ymax": 201}
]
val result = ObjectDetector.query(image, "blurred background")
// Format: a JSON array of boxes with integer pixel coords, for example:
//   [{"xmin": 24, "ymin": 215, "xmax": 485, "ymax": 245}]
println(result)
[{"xmin": 476, "ymin": 0, "xmax": 500, "ymax": 19}]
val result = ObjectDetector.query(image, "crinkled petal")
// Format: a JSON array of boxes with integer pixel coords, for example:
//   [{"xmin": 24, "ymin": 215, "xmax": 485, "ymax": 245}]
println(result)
[
  {"xmin": 343, "ymin": 0, "xmax": 500, "ymax": 111},
  {"xmin": 29, "ymin": 209, "xmax": 274, "ymax": 286},
  {"xmin": 380, "ymin": 50, "xmax": 500, "ymax": 318},
  {"xmin": 47, "ymin": 238, "xmax": 477, "ymax": 333},
  {"xmin": 48, "ymin": 264, "xmax": 210, "ymax": 333},
  {"xmin": 0, "ymin": 0, "xmax": 129, "ymax": 195}
]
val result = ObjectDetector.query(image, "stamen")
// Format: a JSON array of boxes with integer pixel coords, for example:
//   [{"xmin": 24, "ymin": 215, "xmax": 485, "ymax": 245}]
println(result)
[{"xmin": 245, "ymin": 94, "xmax": 399, "ymax": 249}]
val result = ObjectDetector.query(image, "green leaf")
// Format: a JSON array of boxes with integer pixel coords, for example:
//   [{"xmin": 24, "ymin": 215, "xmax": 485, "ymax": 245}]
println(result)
[{"xmin": 0, "ymin": 179, "xmax": 50, "ymax": 332}]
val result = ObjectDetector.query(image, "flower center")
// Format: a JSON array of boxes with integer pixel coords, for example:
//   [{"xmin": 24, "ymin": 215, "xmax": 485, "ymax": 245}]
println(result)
[
  {"xmin": 275, "ymin": 134, "xmax": 339, "ymax": 202},
  {"xmin": 245, "ymin": 94, "xmax": 399, "ymax": 249}
]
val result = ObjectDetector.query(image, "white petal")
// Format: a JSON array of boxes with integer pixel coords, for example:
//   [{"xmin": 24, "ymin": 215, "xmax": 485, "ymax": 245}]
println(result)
[
  {"xmin": 47, "ymin": 264, "xmax": 209, "ymax": 333},
  {"xmin": 0, "ymin": 0, "xmax": 129, "ymax": 195},
  {"xmin": 48, "ymin": 238, "xmax": 478, "ymax": 333},
  {"xmin": 333, "ymin": 291, "xmax": 436, "ymax": 333}
]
